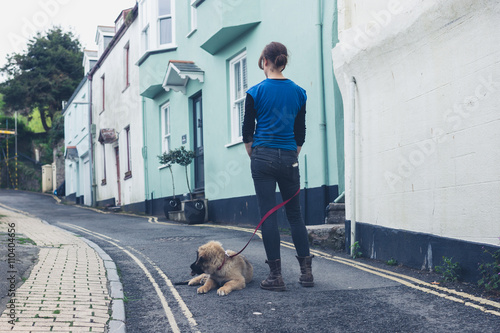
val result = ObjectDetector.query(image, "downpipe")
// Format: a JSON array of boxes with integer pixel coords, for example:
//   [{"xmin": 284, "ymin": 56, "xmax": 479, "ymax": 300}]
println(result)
[
  {"xmin": 349, "ymin": 77, "xmax": 357, "ymax": 254},
  {"xmin": 316, "ymin": 0, "xmax": 329, "ymax": 188}
]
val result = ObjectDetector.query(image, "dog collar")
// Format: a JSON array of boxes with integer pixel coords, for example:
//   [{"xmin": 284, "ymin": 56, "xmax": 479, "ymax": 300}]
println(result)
[{"xmin": 217, "ymin": 251, "xmax": 230, "ymax": 271}]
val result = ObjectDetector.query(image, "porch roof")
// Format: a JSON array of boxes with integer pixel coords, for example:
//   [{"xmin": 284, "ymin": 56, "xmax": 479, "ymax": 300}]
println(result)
[
  {"xmin": 98, "ymin": 128, "xmax": 118, "ymax": 144},
  {"xmin": 162, "ymin": 60, "xmax": 204, "ymax": 95},
  {"xmin": 65, "ymin": 146, "xmax": 78, "ymax": 160}
]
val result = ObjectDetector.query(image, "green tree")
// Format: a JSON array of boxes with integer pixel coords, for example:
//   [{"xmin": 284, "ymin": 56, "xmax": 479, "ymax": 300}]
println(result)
[
  {"xmin": 0, "ymin": 94, "xmax": 5, "ymax": 114},
  {"xmin": 0, "ymin": 27, "xmax": 83, "ymax": 132}
]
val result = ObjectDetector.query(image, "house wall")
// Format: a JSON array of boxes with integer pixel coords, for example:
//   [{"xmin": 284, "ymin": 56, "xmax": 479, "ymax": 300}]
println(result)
[
  {"xmin": 64, "ymin": 78, "xmax": 90, "ymax": 204},
  {"xmin": 332, "ymin": 0, "xmax": 500, "ymax": 280},
  {"xmin": 139, "ymin": 0, "xmax": 343, "ymax": 225},
  {"xmin": 91, "ymin": 15, "xmax": 145, "ymax": 208}
]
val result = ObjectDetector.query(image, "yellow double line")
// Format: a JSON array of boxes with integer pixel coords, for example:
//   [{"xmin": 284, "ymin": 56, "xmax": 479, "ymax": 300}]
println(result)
[
  {"xmin": 147, "ymin": 218, "xmax": 500, "ymax": 317},
  {"xmin": 64, "ymin": 211, "xmax": 500, "ymax": 319},
  {"xmin": 281, "ymin": 240, "xmax": 500, "ymax": 317}
]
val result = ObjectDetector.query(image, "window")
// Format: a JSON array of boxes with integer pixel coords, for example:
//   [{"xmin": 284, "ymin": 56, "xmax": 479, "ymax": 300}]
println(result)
[
  {"xmin": 124, "ymin": 43, "xmax": 130, "ymax": 88},
  {"xmin": 229, "ymin": 51, "xmax": 247, "ymax": 142},
  {"xmin": 158, "ymin": 0, "xmax": 173, "ymax": 45},
  {"xmin": 161, "ymin": 103, "xmax": 171, "ymax": 153},
  {"xmin": 101, "ymin": 74, "xmax": 106, "ymax": 112},
  {"xmin": 101, "ymin": 142, "xmax": 107, "ymax": 185},
  {"xmin": 103, "ymin": 36, "xmax": 113, "ymax": 50},
  {"xmin": 124, "ymin": 126, "xmax": 132, "ymax": 179}
]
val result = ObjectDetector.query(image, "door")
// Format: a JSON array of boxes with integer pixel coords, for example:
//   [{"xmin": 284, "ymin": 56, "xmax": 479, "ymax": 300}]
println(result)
[
  {"xmin": 193, "ymin": 94, "xmax": 204, "ymax": 190},
  {"xmin": 114, "ymin": 146, "xmax": 121, "ymax": 206}
]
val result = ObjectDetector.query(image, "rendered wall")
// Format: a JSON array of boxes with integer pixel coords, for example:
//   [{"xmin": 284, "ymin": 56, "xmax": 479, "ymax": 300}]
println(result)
[
  {"xmin": 92, "ymin": 18, "xmax": 145, "ymax": 208},
  {"xmin": 64, "ymin": 79, "xmax": 90, "ymax": 202},
  {"xmin": 333, "ymin": 0, "xmax": 500, "ymax": 246}
]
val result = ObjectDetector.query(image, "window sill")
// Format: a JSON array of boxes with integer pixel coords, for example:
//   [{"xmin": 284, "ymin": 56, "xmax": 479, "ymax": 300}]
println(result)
[
  {"xmin": 136, "ymin": 46, "xmax": 178, "ymax": 66},
  {"xmin": 225, "ymin": 139, "xmax": 243, "ymax": 148},
  {"xmin": 186, "ymin": 29, "xmax": 197, "ymax": 38},
  {"xmin": 124, "ymin": 171, "xmax": 132, "ymax": 180}
]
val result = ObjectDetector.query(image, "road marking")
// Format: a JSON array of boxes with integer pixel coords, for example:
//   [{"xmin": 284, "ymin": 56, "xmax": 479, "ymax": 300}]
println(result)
[
  {"xmin": 44, "ymin": 194, "xmax": 499, "ymax": 319},
  {"xmin": 280, "ymin": 240, "xmax": 500, "ymax": 317},
  {"xmin": 61, "ymin": 224, "xmax": 199, "ymax": 332},
  {"xmin": 126, "ymin": 246, "xmax": 200, "ymax": 332}
]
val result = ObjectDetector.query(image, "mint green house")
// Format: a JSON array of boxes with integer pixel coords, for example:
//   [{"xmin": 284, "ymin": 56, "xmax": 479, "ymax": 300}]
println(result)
[{"xmin": 138, "ymin": 0, "xmax": 343, "ymax": 226}]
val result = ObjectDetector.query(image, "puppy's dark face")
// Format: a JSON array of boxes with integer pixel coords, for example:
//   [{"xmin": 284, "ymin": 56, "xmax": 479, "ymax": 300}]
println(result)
[{"xmin": 190, "ymin": 251, "xmax": 206, "ymax": 276}]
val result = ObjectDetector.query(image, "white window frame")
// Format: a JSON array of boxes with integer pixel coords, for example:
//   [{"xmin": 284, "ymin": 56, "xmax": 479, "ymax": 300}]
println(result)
[
  {"xmin": 140, "ymin": 0, "xmax": 150, "ymax": 53},
  {"xmin": 157, "ymin": 0, "xmax": 175, "ymax": 47},
  {"xmin": 188, "ymin": 0, "xmax": 197, "ymax": 37},
  {"xmin": 229, "ymin": 51, "xmax": 247, "ymax": 143},
  {"xmin": 142, "ymin": 25, "xmax": 150, "ymax": 53},
  {"xmin": 161, "ymin": 102, "xmax": 171, "ymax": 153}
]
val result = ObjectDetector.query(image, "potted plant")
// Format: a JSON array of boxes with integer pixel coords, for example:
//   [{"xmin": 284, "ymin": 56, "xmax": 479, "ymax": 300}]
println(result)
[
  {"xmin": 158, "ymin": 149, "xmax": 182, "ymax": 217},
  {"xmin": 176, "ymin": 146, "xmax": 206, "ymax": 224}
]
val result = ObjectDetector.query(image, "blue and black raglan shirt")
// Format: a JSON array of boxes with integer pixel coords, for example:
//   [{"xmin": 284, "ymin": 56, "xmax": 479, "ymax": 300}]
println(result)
[{"xmin": 242, "ymin": 78, "xmax": 307, "ymax": 151}]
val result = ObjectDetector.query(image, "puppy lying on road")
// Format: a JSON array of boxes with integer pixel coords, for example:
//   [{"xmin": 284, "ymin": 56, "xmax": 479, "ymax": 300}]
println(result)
[{"xmin": 188, "ymin": 241, "xmax": 253, "ymax": 296}]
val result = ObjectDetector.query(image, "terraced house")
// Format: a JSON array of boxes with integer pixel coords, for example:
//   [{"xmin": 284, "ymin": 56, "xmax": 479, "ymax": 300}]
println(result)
[
  {"xmin": 63, "ymin": 50, "xmax": 97, "ymax": 206},
  {"xmin": 137, "ymin": 0, "xmax": 344, "ymax": 226},
  {"xmin": 88, "ymin": 6, "xmax": 146, "ymax": 210}
]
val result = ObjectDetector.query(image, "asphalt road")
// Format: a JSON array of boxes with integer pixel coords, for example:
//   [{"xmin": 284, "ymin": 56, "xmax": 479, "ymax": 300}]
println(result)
[{"xmin": 1, "ymin": 190, "xmax": 499, "ymax": 332}]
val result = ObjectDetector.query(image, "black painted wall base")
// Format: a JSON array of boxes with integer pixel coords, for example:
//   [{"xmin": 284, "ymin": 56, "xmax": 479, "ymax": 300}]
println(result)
[
  {"xmin": 96, "ymin": 197, "xmax": 115, "ymax": 208},
  {"xmin": 345, "ymin": 220, "xmax": 500, "ymax": 284},
  {"xmin": 65, "ymin": 192, "xmax": 76, "ymax": 203},
  {"xmin": 208, "ymin": 185, "xmax": 338, "ymax": 227},
  {"xmin": 144, "ymin": 185, "xmax": 338, "ymax": 227}
]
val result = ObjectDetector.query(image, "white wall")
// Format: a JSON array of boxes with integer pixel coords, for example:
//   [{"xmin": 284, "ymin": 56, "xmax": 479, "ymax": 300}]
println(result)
[
  {"xmin": 92, "ymin": 17, "xmax": 145, "ymax": 207},
  {"xmin": 333, "ymin": 0, "xmax": 500, "ymax": 246},
  {"xmin": 64, "ymin": 79, "xmax": 90, "ymax": 200}
]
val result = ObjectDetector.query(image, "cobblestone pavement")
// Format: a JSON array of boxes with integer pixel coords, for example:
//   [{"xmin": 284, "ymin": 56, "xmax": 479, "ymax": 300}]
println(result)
[{"xmin": 0, "ymin": 206, "xmax": 111, "ymax": 332}]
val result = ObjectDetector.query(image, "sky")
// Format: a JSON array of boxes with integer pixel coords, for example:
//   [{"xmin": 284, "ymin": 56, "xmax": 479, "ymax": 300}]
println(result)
[{"xmin": 0, "ymin": 0, "xmax": 137, "ymax": 70}]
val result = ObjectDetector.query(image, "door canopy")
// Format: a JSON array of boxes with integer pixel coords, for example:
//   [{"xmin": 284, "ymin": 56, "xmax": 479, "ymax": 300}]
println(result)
[{"xmin": 162, "ymin": 60, "xmax": 204, "ymax": 94}]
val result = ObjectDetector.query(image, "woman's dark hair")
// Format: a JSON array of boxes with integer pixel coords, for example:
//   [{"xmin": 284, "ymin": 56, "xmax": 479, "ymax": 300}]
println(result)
[{"xmin": 258, "ymin": 41, "xmax": 288, "ymax": 71}]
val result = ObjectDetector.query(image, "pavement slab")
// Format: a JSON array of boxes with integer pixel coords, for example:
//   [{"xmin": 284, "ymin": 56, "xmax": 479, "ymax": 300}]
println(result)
[{"xmin": 0, "ymin": 207, "xmax": 111, "ymax": 332}]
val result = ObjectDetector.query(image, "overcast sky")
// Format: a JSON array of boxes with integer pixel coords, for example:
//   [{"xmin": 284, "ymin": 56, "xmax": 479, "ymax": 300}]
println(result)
[{"xmin": 0, "ymin": 0, "xmax": 137, "ymax": 69}]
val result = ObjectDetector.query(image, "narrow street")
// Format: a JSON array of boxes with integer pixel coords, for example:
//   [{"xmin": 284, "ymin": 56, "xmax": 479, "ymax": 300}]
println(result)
[{"xmin": 1, "ymin": 190, "xmax": 499, "ymax": 332}]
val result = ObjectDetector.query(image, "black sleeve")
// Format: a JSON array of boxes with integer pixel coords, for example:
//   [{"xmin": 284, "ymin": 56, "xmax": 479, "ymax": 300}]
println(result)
[
  {"xmin": 242, "ymin": 93, "xmax": 256, "ymax": 143},
  {"xmin": 294, "ymin": 102, "xmax": 306, "ymax": 146}
]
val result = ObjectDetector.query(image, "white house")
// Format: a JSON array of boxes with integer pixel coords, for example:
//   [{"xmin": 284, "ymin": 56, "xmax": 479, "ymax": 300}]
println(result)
[
  {"xmin": 89, "ymin": 5, "xmax": 145, "ymax": 210},
  {"xmin": 63, "ymin": 50, "xmax": 97, "ymax": 205},
  {"xmin": 332, "ymin": 0, "xmax": 500, "ymax": 282}
]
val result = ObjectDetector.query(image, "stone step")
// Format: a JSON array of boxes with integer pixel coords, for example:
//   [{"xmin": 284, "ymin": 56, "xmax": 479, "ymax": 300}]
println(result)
[
  {"xmin": 306, "ymin": 224, "xmax": 345, "ymax": 251},
  {"xmin": 325, "ymin": 202, "xmax": 345, "ymax": 224}
]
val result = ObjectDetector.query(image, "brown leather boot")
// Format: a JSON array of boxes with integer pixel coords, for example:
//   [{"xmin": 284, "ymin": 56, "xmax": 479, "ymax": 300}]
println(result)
[
  {"xmin": 260, "ymin": 259, "xmax": 286, "ymax": 291},
  {"xmin": 296, "ymin": 255, "xmax": 314, "ymax": 287}
]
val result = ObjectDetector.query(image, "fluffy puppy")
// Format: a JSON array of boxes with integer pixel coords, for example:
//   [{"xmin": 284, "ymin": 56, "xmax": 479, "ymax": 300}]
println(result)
[{"xmin": 188, "ymin": 241, "xmax": 253, "ymax": 296}]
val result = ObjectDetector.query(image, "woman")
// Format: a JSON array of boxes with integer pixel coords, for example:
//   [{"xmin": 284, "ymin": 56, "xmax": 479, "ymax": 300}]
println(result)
[{"xmin": 242, "ymin": 41, "xmax": 314, "ymax": 291}]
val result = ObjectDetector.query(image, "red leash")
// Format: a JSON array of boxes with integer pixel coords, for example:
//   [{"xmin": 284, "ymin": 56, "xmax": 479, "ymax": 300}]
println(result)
[{"xmin": 217, "ymin": 188, "xmax": 300, "ymax": 270}]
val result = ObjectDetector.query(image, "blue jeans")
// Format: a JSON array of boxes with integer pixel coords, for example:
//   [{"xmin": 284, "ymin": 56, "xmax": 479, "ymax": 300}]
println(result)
[{"xmin": 251, "ymin": 146, "xmax": 311, "ymax": 261}]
